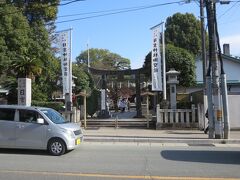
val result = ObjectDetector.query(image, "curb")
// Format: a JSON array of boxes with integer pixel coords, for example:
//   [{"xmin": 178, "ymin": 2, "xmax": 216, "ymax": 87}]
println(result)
[{"xmin": 84, "ymin": 136, "xmax": 240, "ymax": 144}]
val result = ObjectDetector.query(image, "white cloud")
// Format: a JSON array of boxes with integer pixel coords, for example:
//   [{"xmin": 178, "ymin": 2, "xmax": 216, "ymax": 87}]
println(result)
[{"xmin": 221, "ymin": 34, "xmax": 240, "ymax": 56}]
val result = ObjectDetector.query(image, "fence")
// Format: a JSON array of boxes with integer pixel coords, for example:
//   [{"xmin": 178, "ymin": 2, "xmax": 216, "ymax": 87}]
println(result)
[{"xmin": 156, "ymin": 104, "xmax": 198, "ymax": 129}]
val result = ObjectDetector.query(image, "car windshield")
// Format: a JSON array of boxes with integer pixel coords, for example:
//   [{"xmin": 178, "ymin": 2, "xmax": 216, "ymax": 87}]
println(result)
[{"xmin": 41, "ymin": 108, "xmax": 68, "ymax": 124}]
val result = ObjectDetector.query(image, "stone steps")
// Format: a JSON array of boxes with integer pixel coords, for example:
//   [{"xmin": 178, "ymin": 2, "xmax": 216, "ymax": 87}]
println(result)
[{"xmin": 81, "ymin": 119, "xmax": 155, "ymax": 128}]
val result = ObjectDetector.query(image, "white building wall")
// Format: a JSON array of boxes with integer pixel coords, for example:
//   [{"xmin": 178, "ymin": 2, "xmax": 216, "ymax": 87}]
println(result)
[
  {"xmin": 228, "ymin": 95, "xmax": 240, "ymax": 129},
  {"xmin": 203, "ymin": 94, "xmax": 240, "ymax": 129},
  {"xmin": 196, "ymin": 56, "xmax": 240, "ymax": 129},
  {"xmin": 223, "ymin": 60, "xmax": 240, "ymax": 82},
  {"xmin": 195, "ymin": 57, "xmax": 240, "ymax": 82}
]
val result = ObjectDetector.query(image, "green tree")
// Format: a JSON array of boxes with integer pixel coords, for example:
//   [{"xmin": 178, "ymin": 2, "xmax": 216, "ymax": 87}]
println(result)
[
  {"xmin": 72, "ymin": 63, "xmax": 92, "ymax": 94},
  {"xmin": 0, "ymin": 4, "xmax": 32, "ymax": 103},
  {"xmin": 32, "ymin": 57, "xmax": 61, "ymax": 101},
  {"xmin": 165, "ymin": 13, "xmax": 202, "ymax": 56},
  {"xmin": 76, "ymin": 48, "xmax": 131, "ymax": 70},
  {"xmin": 11, "ymin": 52, "xmax": 43, "ymax": 78},
  {"xmin": 0, "ymin": 4, "xmax": 31, "ymax": 75},
  {"xmin": 86, "ymin": 88, "xmax": 100, "ymax": 117},
  {"xmin": 143, "ymin": 44, "xmax": 195, "ymax": 87},
  {"xmin": 1, "ymin": 3, "xmax": 61, "ymax": 102},
  {"xmin": 165, "ymin": 44, "xmax": 195, "ymax": 87},
  {"xmin": 6, "ymin": 0, "xmax": 59, "ymax": 24}
]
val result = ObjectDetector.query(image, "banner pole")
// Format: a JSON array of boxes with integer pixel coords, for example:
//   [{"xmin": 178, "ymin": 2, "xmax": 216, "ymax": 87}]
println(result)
[
  {"xmin": 162, "ymin": 22, "xmax": 166, "ymax": 100},
  {"xmin": 69, "ymin": 28, "xmax": 73, "ymax": 106}
]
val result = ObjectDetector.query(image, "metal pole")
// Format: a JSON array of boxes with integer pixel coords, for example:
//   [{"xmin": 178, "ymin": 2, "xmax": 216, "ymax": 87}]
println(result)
[
  {"xmin": 221, "ymin": 74, "xmax": 230, "ymax": 139},
  {"xmin": 200, "ymin": 0, "xmax": 207, "ymax": 89},
  {"xmin": 83, "ymin": 90, "xmax": 87, "ymax": 129},
  {"xmin": 162, "ymin": 22, "xmax": 167, "ymax": 101},
  {"xmin": 69, "ymin": 28, "xmax": 73, "ymax": 105},
  {"xmin": 87, "ymin": 41, "xmax": 90, "ymax": 73},
  {"xmin": 200, "ymin": 0, "xmax": 209, "ymax": 136}
]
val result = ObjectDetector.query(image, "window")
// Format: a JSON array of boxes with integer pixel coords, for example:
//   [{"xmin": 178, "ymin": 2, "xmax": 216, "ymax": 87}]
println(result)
[
  {"xmin": 19, "ymin": 110, "xmax": 39, "ymax": 123},
  {"xmin": 0, "ymin": 108, "xmax": 15, "ymax": 121},
  {"xmin": 41, "ymin": 108, "xmax": 68, "ymax": 124}
]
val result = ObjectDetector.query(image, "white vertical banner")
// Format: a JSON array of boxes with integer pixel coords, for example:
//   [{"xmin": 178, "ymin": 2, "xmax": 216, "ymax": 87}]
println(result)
[
  {"xmin": 57, "ymin": 30, "xmax": 71, "ymax": 98},
  {"xmin": 151, "ymin": 25, "xmax": 162, "ymax": 91}
]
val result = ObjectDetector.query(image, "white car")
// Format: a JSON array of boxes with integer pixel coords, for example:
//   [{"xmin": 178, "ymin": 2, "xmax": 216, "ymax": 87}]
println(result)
[{"xmin": 0, "ymin": 105, "xmax": 83, "ymax": 156}]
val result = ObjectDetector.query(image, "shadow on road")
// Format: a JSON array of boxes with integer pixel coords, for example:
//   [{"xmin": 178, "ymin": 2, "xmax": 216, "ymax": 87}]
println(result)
[
  {"xmin": 0, "ymin": 148, "xmax": 49, "ymax": 156},
  {"xmin": 161, "ymin": 150, "xmax": 240, "ymax": 165}
]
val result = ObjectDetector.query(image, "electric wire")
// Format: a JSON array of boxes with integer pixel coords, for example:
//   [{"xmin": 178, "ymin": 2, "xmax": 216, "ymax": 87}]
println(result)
[
  {"xmin": 59, "ymin": 0, "xmax": 85, "ymax": 6},
  {"xmin": 218, "ymin": 0, "xmax": 240, "ymax": 19},
  {"xmin": 55, "ymin": 1, "xmax": 184, "ymax": 24},
  {"xmin": 58, "ymin": 5, "xmax": 152, "ymax": 18},
  {"xmin": 0, "ymin": 0, "xmax": 85, "ymax": 16}
]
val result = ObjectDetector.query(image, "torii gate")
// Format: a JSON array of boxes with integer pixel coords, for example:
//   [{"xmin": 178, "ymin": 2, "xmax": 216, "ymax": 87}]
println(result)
[{"xmin": 89, "ymin": 67, "xmax": 147, "ymax": 118}]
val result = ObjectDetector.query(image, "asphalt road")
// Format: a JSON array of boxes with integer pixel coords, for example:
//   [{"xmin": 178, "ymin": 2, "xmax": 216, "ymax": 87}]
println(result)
[{"xmin": 0, "ymin": 142, "xmax": 240, "ymax": 180}]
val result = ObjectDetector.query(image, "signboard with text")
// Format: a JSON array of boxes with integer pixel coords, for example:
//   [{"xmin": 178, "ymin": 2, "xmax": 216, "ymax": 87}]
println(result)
[
  {"xmin": 151, "ymin": 26, "xmax": 162, "ymax": 91},
  {"xmin": 18, "ymin": 78, "xmax": 31, "ymax": 106},
  {"xmin": 57, "ymin": 31, "xmax": 70, "ymax": 96}
]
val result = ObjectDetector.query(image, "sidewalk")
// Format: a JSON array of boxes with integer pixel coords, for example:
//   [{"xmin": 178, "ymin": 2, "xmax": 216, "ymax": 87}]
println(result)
[{"xmin": 83, "ymin": 127, "xmax": 240, "ymax": 144}]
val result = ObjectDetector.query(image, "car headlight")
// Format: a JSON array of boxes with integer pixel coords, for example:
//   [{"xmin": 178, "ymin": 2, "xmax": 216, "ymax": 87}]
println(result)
[{"xmin": 61, "ymin": 129, "xmax": 75, "ymax": 138}]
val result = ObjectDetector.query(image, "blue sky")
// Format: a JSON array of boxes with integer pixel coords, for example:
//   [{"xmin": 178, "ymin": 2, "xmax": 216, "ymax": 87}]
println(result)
[{"xmin": 56, "ymin": 0, "xmax": 240, "ymax": 69}]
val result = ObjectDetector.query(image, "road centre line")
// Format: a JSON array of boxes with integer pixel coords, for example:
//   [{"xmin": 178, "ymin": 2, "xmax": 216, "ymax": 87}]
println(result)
[{"xmin": 0, "ymin": 170, "xmax": 239, "ymax": 180}]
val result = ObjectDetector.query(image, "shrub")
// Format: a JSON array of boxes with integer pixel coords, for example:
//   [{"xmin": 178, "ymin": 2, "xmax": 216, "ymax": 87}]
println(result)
[
  {"xmin": 87, "ymin": 88, "xmax": 100, "ymax": 117},
  {"xmin": 32, "ymin": 101, "xmax": 64, "ymax": 111}
]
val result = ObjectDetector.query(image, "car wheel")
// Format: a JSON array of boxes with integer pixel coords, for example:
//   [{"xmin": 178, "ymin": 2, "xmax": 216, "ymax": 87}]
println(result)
[{"xmin": 48, "ymin": 138, "xmax": 66, "ymax": 156}]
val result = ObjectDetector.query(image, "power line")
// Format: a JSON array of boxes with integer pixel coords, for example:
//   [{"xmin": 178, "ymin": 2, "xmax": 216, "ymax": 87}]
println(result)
[
  {"xmin": 1, "ymin": 0, "xmax": 85, "ymax": 5},
  {"xmin": 58, "ymin": 5, "xmax": 151, "ymax": 18},
  {"xmin": 218, "ymin": 0, "xmax": 240, "ymax": 19},
  {"xmin": 219, "ymin": 16, "xmax": 240, "ymax": 25},
  {"xmin": 55, "ymin": 1, "xmax": 185, "ymax": 24},
  {"xmin": 60, "ymin": 0, "xmax": 85, "ymax": 6},
  {"xmin": 0, "ymin": 0, "xmax": 85, "ymax": 16}
]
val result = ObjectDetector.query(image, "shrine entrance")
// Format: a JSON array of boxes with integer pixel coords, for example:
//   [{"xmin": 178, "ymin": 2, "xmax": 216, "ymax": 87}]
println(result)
[{"xmin": 89, "ymin": 67, "xmax": 149, "ymax": 119}]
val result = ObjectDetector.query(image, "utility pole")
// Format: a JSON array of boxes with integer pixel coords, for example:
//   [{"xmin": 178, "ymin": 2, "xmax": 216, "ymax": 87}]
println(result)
[
  {"xmin": 200, "ymin": 0, "xmax": 209, "ymax": 135},
  {"xmin": 200, "ymin": 0, "xmax": 207, "ymax": 87},
  {"xmin": 205, "ymin": 0, "xmax": 223, "ymax": 139},
  {"xmin": 87, "ymin": 41, "xmax": 90, "ymax": 73}
]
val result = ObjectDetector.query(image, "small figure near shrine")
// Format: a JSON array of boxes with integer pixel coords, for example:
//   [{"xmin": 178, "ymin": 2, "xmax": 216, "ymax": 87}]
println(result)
[{"xmin": 118, "ymin": 98, "xmax": 127, "ymax": 112}]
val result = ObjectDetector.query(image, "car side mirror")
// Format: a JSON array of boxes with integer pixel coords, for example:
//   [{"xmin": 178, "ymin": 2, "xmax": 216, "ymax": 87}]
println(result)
[{"xmin": 37, "ymin": 118, "xmax": 45, "ymax": 124}]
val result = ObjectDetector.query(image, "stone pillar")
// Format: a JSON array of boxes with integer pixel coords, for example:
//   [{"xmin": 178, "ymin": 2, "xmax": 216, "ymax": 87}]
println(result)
[
  {"xmin": 156, "ymin": 104, "xmax": 161, "ymax": 129},
  {"xmin": 169, "ymin": 85, "xmax": 177, "ymax": 109},
  {"xmin": 98, "ymin": 74, "xmax": 110, "ymax": 118},
  {"xmin": 18, "ymin": 78, "xmax": 31, "ymax": 106}
]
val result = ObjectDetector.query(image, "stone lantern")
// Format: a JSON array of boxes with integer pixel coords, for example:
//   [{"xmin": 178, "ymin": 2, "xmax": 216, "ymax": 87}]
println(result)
[{"xmin": 166, "ymin": 68, "xmax": 180, "ymax": 109}]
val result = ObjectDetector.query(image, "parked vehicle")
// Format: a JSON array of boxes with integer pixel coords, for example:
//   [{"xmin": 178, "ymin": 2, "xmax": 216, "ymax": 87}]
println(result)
[{"xmin": 0, "ymin": 105, "xmax": 83, "ymax": 156}]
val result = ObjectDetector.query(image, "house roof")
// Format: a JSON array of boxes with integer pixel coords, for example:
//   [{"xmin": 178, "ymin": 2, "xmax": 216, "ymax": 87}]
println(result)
[
  {"xmin": 196, "ymin": 53, "xmax": 240, "ymax": 64},
  {"xmin": 196, "ymin": 80, "xmax": 240, "ymax": 85},
  {"xmin": 222, "ymin": 54, "xmax": 240, "ymax": 64}
]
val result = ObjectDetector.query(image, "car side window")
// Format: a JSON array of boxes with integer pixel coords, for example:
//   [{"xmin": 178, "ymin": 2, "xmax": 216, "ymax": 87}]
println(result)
[
  {"xmin": 19, "ymin": 110, "xmax": 40, "ymax": 123},
  {"xmin": 0, "ymin": 108, "xmax": 15, "ymax": 121}
]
